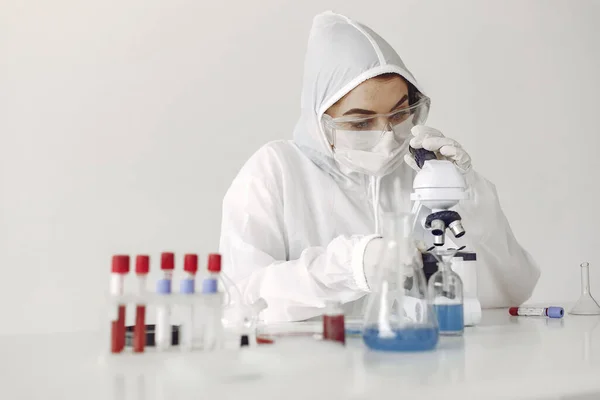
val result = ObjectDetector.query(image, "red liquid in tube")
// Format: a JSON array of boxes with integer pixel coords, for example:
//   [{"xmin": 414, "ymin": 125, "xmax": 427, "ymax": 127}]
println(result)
[{"xmin": 323, "ymin": 301, "xmax": 345, "ymax": 345}]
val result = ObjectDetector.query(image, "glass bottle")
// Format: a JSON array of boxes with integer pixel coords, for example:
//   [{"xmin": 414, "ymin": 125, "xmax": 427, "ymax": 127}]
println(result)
[
  {"xmin": 428, "ymin": 249, "xmax": 464, "ymax": 336},
  {"xmin": 362, "ymin": 212, "xmax": 439, "ymax": 352}
]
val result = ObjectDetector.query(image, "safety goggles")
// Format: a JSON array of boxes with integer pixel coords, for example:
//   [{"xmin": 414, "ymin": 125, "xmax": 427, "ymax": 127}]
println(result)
[{"xmin": 322, "ymin": 95, "xmax": 431, "ymax": 151}]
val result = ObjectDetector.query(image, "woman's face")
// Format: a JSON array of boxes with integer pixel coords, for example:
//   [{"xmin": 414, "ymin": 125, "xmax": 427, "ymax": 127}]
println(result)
[{"xmin": 325, "ymin": 75, "xmax": 409, "ymax": 119}]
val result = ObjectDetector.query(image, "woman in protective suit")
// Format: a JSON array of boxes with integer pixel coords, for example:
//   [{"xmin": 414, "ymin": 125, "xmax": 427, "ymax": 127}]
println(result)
[{"xmin": 219, "ymin": 11, "xmax": 540, "ymax": 322}]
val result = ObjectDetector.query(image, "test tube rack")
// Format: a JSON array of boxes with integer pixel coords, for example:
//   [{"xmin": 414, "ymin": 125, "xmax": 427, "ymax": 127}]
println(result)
[{"xmin": 108, "ymin": 291, "xmax": 224, "ymax": 355}]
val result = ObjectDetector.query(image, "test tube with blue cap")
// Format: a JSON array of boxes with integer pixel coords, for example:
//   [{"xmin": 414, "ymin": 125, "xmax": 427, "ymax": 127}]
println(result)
[
  {"xmin": 179, "ymin": 254, "xmax": 198, "ymax": 351},
  {"xmin": 156, "ymin": 252, "xmax": 174, "ymax": 351},
  {"xmin": 509, "ymin": 306, "xmax": 564, "ymax": 318}
]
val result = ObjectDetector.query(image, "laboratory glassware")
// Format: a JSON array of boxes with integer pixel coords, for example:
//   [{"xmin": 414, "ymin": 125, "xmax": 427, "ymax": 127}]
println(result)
[
  {"xmin": 156, "ymin": 252, "xmax": 174, "ymax": 351},
  {"xmin": 362, "ymin": 212, "xmax": 439, "ymax": 352},
  {"xmin": 110, "ymin": 255, "xmax": 130, "ymax": 353},
  {"xmin": 202, "ymin": 253, "xmax": 221, "ymax": 293},
  {"xmin": 570, "ymin": 262, "xmax": 600, "ymax": 315},
  {"xmin": 133, "ymin": 255, "xmax": 149, "ymax": 352},
  {"xmin": 509, "ymin": 306, "xmax": 564, "ymax": 318},
  {"xmin": 202, "ymin": 253, "xmax": 223, "ymax": 350},
  {"xmin": 323, "ymin": 301, "xmax": 345, "ymax": 345},
  {"xmin": 427, "ymin": 249, "xmax": 464, "ymax": 336},
  {"xmin": 180, "ymin": 254, "xmax": 198, "ymax": 351}
]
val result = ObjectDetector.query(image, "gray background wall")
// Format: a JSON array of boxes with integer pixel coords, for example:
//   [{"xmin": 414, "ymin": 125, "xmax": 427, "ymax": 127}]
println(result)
[{"xmin": 1, "ymin": 0, "xmax": 599, "ymax": 334}]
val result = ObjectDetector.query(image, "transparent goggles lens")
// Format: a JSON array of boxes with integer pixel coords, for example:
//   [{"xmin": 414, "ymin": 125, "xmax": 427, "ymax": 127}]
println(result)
[{"xmin": 323, "ymin": 96, "xmax": 430, "ymax": 151}]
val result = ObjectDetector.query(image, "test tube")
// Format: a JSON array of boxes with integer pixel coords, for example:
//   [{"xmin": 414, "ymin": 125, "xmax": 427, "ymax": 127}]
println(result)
[
  {"xmin": 156, "ymin": 252, "xmax": 174, "ymax": 351},
  {"xmin": 202, "ymin": 253, "xmax": 222, "ymax": 351},
  {"xmin": 323, "ymin": 301, "xmax": 345, "ymax": 345},
  {"xmin": 110, "ymin": 255, "xmax": 130, "ymax": 353},
  {"xmin": 202, "ymin": 253, "xmax": 221, "ymax": 294},
  {"xmin": 133, "ymin": 255, "xmax": 149, "ymax": 353},
  {"xmin": 509, "ymin": 306, "xmax": 564, "ymax": 318},
  {"xmin": 180, "ymin": 253, "xmax": 198, "ymax": 351}
]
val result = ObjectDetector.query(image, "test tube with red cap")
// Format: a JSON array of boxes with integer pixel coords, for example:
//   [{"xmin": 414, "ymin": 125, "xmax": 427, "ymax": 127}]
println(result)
[
  {"xmin": 180, "ymin": 254, "xmax": 198, "ymax": 351},
  {"xmin": 133, "ymin": 255, "xmax": 150, "ymax": 353},
  {"xmin": 509, "ymin": 306, "xmax": 564, "ymax": 319},
  {"xmin": 202, "ymin": 253, "xmax": 222, "ymax": 351},
  {"xmin": 156, "ymin": 252, "xmax": 174, "ymax": 351},
  {"xmin": 202, "ymin": 253, "xmax": 221, "ymax": 294},
  {"xmin": 110, "ymin": 255, "xmax": 130, "ymax": 353}
]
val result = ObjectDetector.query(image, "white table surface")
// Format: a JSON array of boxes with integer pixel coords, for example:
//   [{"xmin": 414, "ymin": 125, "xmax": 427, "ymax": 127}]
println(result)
[{"xmin": 2, "ymin": 309, "xmax": 600, "ymax": 400}]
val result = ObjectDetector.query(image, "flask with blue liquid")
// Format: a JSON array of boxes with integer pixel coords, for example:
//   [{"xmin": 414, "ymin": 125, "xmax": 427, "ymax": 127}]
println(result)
[
  {"xmin": 428, "ymin": 249, "xmax": 464, "ymax": 336},
  {"xmin": 362, "ymin": 212, "xmax": 439, "ymax": 352}
]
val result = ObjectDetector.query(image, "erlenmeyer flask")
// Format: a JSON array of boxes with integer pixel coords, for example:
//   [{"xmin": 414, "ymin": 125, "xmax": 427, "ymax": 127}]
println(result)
[
  {"xmin": 362, "ymin": 212, "xmax": 439, "ymax": 352},
  {"xmin": 428, "ymin": 249, "xmax": 464, "ymax": 336},
  {"xmin": 570, "ymin": 262, "xmax": 600, "ymax": 315}
]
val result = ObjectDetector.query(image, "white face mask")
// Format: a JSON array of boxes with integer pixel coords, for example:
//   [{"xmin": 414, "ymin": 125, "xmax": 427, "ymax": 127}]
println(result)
[{"xmin": 333, "ymin": 120, "xmax": 413, "ymax": 176}]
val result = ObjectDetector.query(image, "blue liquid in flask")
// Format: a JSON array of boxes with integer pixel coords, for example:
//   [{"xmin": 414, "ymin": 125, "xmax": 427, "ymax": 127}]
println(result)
[
  {"xmin": 362, "ymin": 325, "xmax": 439, "ymax": 352},
  {"xmin": 434, "ymin": 304, "xmax": 464, "ymax": 334}
]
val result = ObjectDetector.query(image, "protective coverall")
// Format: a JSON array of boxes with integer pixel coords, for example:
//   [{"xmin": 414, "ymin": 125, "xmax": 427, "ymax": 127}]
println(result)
[{"xmin": 219, "ymin": 11, "xmax": 540, "ymax": 322}]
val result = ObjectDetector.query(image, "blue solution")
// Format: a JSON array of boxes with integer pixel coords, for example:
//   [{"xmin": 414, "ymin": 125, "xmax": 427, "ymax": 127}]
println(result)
[
  {"xmin": 345, "ymin": 328, "xmax": 363, "ymax": 336},
  {"xmin": 435, "ymin": 304, "xmax": 464, "ymax": 334},
  {"xmin": 362, "ymin": 325, "xmax": 439, "ymax": 352}
]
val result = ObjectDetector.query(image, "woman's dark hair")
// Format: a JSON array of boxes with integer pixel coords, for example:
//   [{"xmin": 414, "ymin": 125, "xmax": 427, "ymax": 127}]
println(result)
[{"xmin": 374, "ymin": 72, "xmax": 420, "ymax": 105}]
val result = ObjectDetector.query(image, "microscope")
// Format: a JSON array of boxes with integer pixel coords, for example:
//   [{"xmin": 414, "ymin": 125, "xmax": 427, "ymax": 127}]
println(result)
[
  {"xmin": 409, "ymin": 148, "xmax": 467, "ymax": 247},
  {"xmin": 409, "ymin": 147, "xmax": 482, "ymax": 326}
]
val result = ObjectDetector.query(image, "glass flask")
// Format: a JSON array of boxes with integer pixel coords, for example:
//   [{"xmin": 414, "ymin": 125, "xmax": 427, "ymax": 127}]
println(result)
[
  {"xmin": 570, "ymin": 262, "xmax": 600, "ymax": 315},
  {"xmin": 428, "ymin": 249, "xmax": 464, "ymax": 336},
  {"xmin": 362, "ymin": 212, "xmax": 439, "ymax": 352}
]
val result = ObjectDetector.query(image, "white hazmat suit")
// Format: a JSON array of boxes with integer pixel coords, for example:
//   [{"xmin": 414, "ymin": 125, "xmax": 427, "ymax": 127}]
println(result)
[{"xmin": 219, "ymin": 11, "xmax": 540, "ymax": 322}]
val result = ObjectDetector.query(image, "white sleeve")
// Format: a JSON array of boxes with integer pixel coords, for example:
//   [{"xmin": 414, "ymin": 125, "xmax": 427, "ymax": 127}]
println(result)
[
  {"xmin": 452, "ymin": 170, "xmax": 541, "ymax": 307},
  {"xmin": 219, "ymin": 158, "xmax": 377, "ymax": 322}
]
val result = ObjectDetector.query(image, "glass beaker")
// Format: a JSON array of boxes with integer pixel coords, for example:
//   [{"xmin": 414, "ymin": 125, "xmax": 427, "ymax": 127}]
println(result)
[
  {"xmin": 362, "ymin": 212, "xmax": 439, "ymax": 352},
  {"xmin": 428, "ymin": 249, "xmax": 464, "ymax": 336},
  {"xmin": 569, "ymin": 262, "xmax": 600, "ymax": 315}
]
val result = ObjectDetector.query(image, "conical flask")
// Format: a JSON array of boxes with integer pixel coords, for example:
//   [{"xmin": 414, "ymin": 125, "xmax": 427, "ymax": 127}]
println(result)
[
  {"xmin": 570, "ymin": 262, "xmax": 600, "ymax": 315},
  {"xmin": 362, "ymin": 212, "xmax": 439, "ymax": 352}
]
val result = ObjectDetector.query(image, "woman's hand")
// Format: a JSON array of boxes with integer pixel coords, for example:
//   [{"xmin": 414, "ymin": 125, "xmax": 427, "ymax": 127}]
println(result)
[{"xmin": 404, "ymin": 125, "xmax": 472, "ymax": 174}]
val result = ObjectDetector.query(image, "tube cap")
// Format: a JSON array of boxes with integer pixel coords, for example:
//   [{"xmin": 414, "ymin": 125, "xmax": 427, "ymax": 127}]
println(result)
[
  {"xmin": 180, "ymin": 279, "xmax": 195, "ymax": 294},
  {"xmin": 548, "ymin": 306, "xmax": 564, "ymax": 318},
  {"xmin": 135, "ymin": 255, "xmax": 150, "ymax": 274},
  {"xmin": 184, "ymin": 254, "xmax": 198, "ymax": 274},
  {"xmin": 161, "ymin": 252, "xmax": 175, "ymax": 270},
  {"xmin": 207, "ymin": 253, "xmax": 222, "ymax": 273},
  {"xmin": 156, "ymin": 278, "xmax": 172, "ymax": 294},
  {"xmin": 112, "ymin": 255, "xmax": 130, "ymax": 274}
]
